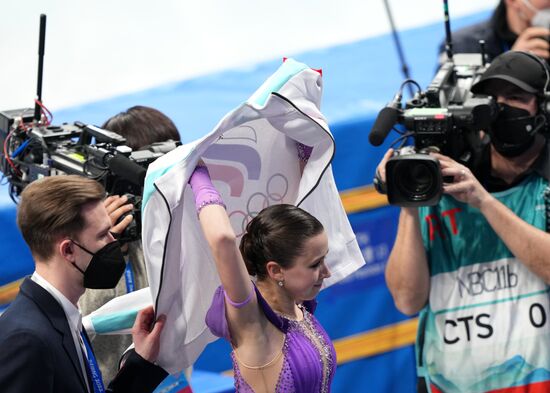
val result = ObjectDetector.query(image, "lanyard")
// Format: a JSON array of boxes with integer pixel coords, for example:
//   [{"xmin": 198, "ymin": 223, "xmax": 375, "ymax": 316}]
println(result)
[
  {"xmin": 80, "ymin": 330, "xmax": 105, "ymax": 393},
  {"xmin": 124, "ymin": 261, "xmax": 135, "ymax": 293},
  {"xmin": 501, "ymin": 40, "xmax": 510, "ymax": 53}
]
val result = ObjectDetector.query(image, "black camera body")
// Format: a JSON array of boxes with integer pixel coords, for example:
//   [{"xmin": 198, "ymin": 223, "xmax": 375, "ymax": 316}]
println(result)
[
  {"xmin": 403, "ymin": 57, "xmax": 495, "ymax": 157},
  {"xmin": 0, "ymin": 107, "xmax": 179, "ymax": 242},
  {"xmin": 372, "ymin": 54, "xmax": 497, "ymax": 207}
]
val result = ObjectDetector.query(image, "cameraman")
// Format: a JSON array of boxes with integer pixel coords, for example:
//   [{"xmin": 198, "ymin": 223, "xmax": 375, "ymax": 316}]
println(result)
[
  {"xmin": 378, "ymin": 51, "xmax": 550, "ymax": 392},
  {"xmin": 439, "ymin": 0, "xmax": 550, "ymax": 62},
  {"xmin": 79, "ymin": 106, "xmax": 181, "ymax": 383}
]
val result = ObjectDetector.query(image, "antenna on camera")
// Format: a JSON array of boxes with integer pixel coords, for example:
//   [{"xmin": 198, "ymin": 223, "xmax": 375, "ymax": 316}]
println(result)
[
  {"xmin": 382, "ymin": 0, "xmax": 414, "ymax": 97},
  {"xmin": 479, "ymin": 40, "xmax": 487, "ymax": 66},
  {"xmin": 34, "ymin": 14, "xmax": 47, "ymax": 122},
  {"xmin": 443, "ymin": 0, "xmax": 454, "ymax": 62}
]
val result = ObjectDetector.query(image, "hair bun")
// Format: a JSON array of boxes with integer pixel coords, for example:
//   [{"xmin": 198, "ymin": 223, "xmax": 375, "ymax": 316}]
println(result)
[
  {"xmin": 238, "ymin": 204, "xmax": 323, "ymax": 281},
  {"xmin": 239, "ymin": 233, "xmax": 258, "ymax": 276}
]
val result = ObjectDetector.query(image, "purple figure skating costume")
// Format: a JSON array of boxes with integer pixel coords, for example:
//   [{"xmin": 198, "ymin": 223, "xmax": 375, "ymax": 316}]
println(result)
[{"xmin": 206, "ymin": 285, "xmax": 336, "ymax": 392}]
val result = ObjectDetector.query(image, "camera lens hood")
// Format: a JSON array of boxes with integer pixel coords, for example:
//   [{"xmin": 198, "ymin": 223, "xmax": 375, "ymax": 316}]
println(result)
[{"xmin": 386, "ymin": 153, "xmax": 443, "ymax": 207}]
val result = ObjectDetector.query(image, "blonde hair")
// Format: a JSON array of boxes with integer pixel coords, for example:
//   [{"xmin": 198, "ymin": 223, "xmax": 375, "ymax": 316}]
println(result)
[{"xmin": 17, "ymin": 175, "xmax": 105, "ymax": 260}]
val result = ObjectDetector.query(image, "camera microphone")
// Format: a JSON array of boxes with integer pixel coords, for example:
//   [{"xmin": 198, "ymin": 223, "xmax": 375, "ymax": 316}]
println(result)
[
  {"xmin": 369, "ymin": 93, "xmax": 402, "ymax": 146},
  {"xmin": 104, "ymin": 154, "xmax": 147, "ymax": 187}
]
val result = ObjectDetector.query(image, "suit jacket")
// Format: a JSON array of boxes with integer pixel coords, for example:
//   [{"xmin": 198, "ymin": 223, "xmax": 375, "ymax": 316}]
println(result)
[{"xmin": 0, "ymin": 277, "xmax": 167, "ymax": 393}]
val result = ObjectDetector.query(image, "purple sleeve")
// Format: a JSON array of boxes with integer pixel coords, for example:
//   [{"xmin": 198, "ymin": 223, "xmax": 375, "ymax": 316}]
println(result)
[
  {"xmin": 188, "ymin": 165, "xmax": 226, "ymax": 213},
  {"xmin": 296, "ymin": 142, "xmax": 313, "ymax": 161},
  {"xmin": 205, "ymin": 284, "xmax": 319, "ymax": 341},
  {"xmin": 205, "ymin": 286, "xmax": 231, "ymax": 340},
  {"xmin": 204, "ymin": 285, "xmax": 254, "ymax": 340}
]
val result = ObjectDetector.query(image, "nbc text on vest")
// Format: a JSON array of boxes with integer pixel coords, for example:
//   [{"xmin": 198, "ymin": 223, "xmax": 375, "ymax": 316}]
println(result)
[{"xmin": 457, "ymin": 264, "xmax": 518, "ymax": 298}]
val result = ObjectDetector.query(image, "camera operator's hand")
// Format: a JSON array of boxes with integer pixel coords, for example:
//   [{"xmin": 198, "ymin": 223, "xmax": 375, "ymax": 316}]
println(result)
[
  {"xmin": 104, "ymin": 195, "xmax": 134, "ymax": 235},
  {"xmin": 374, "ymin": 148, "xmax": 394, "ymax": 194},
  {"xmin": 433, "ymin": 153, "xmax": 493, "ymax": 209},
  {"xmin": 512, "ymin": 26, "xmax": 550, "ymax": 59},
  {"xmin": 375, "ymin": 148, "xmax": 394, "ymax": 183}
]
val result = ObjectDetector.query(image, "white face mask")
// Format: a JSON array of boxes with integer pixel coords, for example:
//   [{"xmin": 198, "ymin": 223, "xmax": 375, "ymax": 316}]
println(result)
[{"xmin": 522, "ymin": 0, "xmax": 550, "ymax": 27}]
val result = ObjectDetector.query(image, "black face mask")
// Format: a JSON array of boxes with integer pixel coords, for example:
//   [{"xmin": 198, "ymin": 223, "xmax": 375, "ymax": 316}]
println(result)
[
  {"xmin": 71, "ymin": 240, "xmax": 126, "ymax": 289},
  {"xmin": 489, "ymin": 103, "xmax": 545, "ymax": 157}
]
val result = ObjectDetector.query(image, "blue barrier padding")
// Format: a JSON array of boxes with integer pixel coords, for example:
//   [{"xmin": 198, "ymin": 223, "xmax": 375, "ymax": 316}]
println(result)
[
  {"xmin": 0, "ymin": 196, "xmax": 33, "ymax": 286},
  {"xmin": 333, "ymin": 346, "xmax": 417, "ymax": 393},
  {"xmin": 190, "ymin": 370, "xmax": 234, "ymax": 393},
  {"xmin": 154, "ymin": 369, "xmax": 234, "ymax": 393}
]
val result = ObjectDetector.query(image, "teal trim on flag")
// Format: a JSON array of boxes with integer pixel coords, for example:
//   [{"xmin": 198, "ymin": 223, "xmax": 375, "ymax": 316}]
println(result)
[
  {"xmin": 91, "ymin": 309, "xmax": 139, "ymax": 334},
  {"xmin": 142, "ymin": 58, "xmax": 311, "ymax": 212},
  {"xmin": 142, "ymin": 148, "xmax": 194, "ymax": 210},
  {"xmin": 248, "ymin": 58, "xmax": 309, "ymax": 107}
]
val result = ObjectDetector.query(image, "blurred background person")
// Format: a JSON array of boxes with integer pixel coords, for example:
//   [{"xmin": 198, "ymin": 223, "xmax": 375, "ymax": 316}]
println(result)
[
  {"xmin": 79, "ymin": 105, "xmax": 181, "ymax": 383},
  {"xmin": 439, "ymin": 0, "xmax": 550, "ymax": 62}
]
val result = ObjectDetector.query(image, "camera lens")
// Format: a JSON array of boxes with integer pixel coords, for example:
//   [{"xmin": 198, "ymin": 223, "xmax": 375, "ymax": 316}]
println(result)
[
  {"xmin": 386, "ymin": 153, "xmax": 443, "ymax": 207},
  {"xmin": 393, "ymin": 161, "xmax": 437, "ymax": 200}
]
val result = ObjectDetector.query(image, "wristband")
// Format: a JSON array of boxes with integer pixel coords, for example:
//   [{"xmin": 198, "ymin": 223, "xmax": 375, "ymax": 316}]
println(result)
[{"xmin": 189, "ymin": 165, "xmax": 226, "ymax": 214}]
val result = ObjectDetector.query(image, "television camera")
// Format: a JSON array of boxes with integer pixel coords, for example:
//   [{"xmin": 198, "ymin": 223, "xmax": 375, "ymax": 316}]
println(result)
[
  {"xmin": 0, "ymin": 109, "xmax": 179, "ymax": 242},
  {"xmin": 0, "ymin": 14, "xmax": 179, "ymax": 242},
  {"xmin": 369, "ymin": 53, "xmax": 497, "ymax": 207},
  {"xmin": 370, "ymin": 1, "xmax": 498, "ymax": 207}
]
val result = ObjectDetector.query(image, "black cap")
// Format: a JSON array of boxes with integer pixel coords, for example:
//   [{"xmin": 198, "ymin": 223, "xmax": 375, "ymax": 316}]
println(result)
[{"xmin": 471, "ymin": 51, "xmax": 548, "ymax": 96}]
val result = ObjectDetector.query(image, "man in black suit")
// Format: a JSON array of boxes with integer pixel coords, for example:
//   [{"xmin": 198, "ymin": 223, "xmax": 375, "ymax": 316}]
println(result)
[{"xmin": 0, "ymin": 175, "xmax": 168, "ymax": 393}]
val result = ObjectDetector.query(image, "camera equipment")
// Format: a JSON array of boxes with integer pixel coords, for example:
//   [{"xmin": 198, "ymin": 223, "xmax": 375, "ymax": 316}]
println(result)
[
  {"xmin": 0, "ymin": 111, "xmax": 179, "ymax": 242},
  {"xmin": 370, "ymin": 0, "xmax": 497, "ymax": 207},
  {"xmin": 0, "ymin": 14, "xmax": 180, "ymax": 242},
  {"xmin": 383, "ymin": 146, "xmax": 444, "ymax": 207},
  {"xmin": 371, "ymin": 54, "xmax": 496, "ymax": 207}
]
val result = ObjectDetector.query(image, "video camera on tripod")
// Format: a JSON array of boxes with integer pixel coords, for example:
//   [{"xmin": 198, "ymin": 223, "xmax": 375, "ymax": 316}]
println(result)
[{"xmin": 0, "ymin": 15, "xmax": 179, "ymax": 242}]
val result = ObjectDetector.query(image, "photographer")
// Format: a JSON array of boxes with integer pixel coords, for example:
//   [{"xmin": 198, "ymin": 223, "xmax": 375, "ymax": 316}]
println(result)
[
  {"xmin": 379, "ymin": 51, "xmax": 550, "ymax": 392},
  {"xmin": 439, "ymin": 0, "xmax": 550, "ymax": 62},
  {"xmin": 79, "ymin": 106, "xmax": 181, "ymax": 383},
  {"xmin": 0, "ymin": 175, "xmax": 167, "ymax": 393}
]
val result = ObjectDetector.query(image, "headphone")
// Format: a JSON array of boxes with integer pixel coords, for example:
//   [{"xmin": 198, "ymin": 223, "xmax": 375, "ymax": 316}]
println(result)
[{"xmin": 517, "ymin": 50, "xmax": 550, "ymax": 117}]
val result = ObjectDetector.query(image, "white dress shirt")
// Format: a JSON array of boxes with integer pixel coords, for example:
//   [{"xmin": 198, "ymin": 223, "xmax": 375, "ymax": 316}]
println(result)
[{"xmin": 31, "ymin": 272, "xmax": 92, "ymax": 393}]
